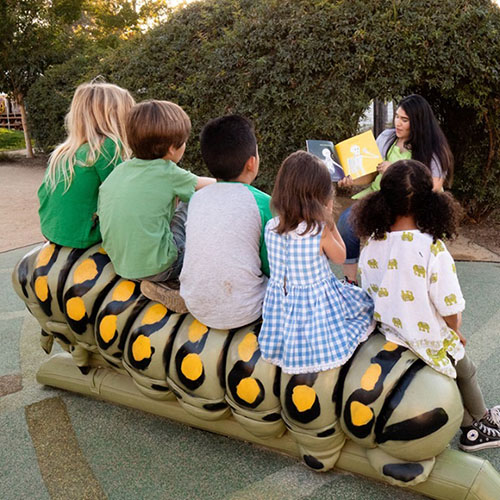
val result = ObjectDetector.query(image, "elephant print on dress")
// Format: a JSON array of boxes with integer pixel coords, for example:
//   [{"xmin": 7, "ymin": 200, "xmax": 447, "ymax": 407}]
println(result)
[
  {"xmin": 401, "ymin": 290, "xmax": 415, "ymax": 302},
  {"xmin": 444, "ymin": 294, "xmax": 457, "ymax": 306},
  {"xmin": 418, "ymin": 321, "xmax": 430, "ymax": 333},
  {"xmin": 413, "ymin": 265, "xmax": 426, "ymax": 278}
]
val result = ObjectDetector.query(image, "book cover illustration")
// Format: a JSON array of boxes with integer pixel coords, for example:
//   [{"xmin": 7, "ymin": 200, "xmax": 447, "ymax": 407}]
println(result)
[
  {"xmin": 306, "ymin": 139, "xmax": 346, "ymax": 182},
  {"xmin": 334, "ymin": 130, "xmax": 383, "ymax": 180}
]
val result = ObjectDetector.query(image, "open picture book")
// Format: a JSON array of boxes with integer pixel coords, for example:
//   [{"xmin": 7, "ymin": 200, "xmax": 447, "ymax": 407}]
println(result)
[{"xmin": 306, "ymin": 130, "xmax": 383, "ymax": 181}]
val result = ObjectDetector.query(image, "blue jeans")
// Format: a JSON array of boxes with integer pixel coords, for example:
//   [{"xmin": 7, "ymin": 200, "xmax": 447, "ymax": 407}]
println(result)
[{"xmin": 337, "ymin": 205, "xmax": 360, "ymax": 264}]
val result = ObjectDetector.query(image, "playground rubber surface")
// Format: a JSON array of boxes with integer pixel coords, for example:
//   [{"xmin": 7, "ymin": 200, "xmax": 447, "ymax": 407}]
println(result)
[{"xmin": 1, "ymin": 158, "xmax": 499, "ymax": 499}]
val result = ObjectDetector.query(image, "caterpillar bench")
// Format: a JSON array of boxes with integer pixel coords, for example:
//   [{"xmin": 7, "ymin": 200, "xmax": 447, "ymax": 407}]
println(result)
[{"xmin": 12, "ymin": 242, "xmax": 500, "ymax": 500}]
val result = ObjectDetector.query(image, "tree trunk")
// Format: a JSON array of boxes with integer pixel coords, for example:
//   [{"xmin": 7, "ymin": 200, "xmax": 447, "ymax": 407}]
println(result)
[
  {"xmin": 373, "ymin": 99, "xmax": 387, "ymax": 138},
  {"xmin": 16, "ymin": 93, "xmax": 34, "ymax": 158}
]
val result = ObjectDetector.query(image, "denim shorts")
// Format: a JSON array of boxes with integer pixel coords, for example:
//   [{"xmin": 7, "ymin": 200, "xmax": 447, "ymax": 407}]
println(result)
[{"xmin": 337, "ymin": 205, "xmax": 360, "ymax": 264}]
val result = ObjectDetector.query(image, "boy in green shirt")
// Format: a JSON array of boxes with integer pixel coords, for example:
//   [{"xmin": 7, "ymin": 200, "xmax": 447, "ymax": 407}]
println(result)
[{"xmin": 98, "ymin": 100, "xmax": 214, "ymax": 283}]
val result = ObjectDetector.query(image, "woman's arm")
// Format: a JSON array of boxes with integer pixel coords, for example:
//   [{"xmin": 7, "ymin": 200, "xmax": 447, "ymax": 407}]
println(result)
[{"xmin": 432, "ymin": 176, "xmax": 444, "ymax": 191}]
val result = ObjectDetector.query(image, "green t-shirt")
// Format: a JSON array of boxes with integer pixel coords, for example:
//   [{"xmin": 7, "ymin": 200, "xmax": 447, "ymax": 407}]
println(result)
[
  {"xmin": 38, "ymin": 138, "xmax": 121, "ymax": 248},
  {"xmin": 352, "ymin": 141, "xmax": 412, "ymax": 200},
  {"xmin": 98, "ymin": 157, "xmax": 198, "ymax": 279}
]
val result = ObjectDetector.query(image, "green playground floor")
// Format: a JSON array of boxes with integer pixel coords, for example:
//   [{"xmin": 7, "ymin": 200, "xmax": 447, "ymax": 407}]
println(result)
[{"xmin": 1, "ymin": 244, "xmax": 499, "ymax": 500}]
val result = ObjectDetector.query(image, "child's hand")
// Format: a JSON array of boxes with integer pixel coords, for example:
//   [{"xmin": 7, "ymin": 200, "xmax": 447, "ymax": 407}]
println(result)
[
  {"xmin": 337, "ymin": 175, "xmax": 353, "ymax": 188},
  {"xmin": 376, "ymin": 161, "xmax": 391, "ymax": 174}
]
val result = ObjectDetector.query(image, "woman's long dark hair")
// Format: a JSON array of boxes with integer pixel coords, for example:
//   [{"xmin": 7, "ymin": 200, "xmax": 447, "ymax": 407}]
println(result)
[
  {"xmin": 271, "ymin": 151, "xmax": 333, "ymax": 235},
  {"xmin": 351, "ymin": 160, "xmax": 461, "ymax": 241},
  {"xmin": 384, "ymin": 94, "xmax": 454, "ymax": 187}
]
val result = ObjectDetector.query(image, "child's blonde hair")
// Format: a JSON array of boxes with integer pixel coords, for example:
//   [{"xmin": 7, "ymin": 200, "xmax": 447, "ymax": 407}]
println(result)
[{"xmin": 46, "ymin": 82, "xmax": 135, "ymax": 191}]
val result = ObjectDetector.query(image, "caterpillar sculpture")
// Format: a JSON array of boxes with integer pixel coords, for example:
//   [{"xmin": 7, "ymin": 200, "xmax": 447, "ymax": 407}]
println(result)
[{"xmin": 12, "ymin": 242, "xmax": 500, "ymax": 499}]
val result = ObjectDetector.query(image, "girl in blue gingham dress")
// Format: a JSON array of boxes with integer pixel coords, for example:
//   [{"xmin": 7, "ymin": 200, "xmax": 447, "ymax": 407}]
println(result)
[{"xmin": 259, "ymin": 151, "xmax": 374, "ymax": 374}]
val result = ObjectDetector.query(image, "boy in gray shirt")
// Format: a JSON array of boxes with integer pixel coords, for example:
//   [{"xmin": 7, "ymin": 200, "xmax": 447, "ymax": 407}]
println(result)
[{"xmin": 180, "ymin": 115, "xmax": 272, "ymax": 329}]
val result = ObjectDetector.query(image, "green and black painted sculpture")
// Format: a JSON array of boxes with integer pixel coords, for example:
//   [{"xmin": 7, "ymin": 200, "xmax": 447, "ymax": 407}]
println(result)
[{"xmin": 12, "ymin": 242, "xmax": 500, "ymax": 499}]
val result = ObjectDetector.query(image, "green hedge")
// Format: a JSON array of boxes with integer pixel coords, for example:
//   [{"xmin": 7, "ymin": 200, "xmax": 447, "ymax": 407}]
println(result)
[{"xmin": 27, "ymin": 0, "xmax": 500, "ymax": 218}]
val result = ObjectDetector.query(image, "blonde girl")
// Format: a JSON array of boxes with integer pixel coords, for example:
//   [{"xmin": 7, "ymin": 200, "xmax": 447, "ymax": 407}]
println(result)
[
  {"xmin": 38, "ymin": 81, "xmax": 135, "ymax": 248},
  {"xmin": 258, "ymin": 151, "xmax": 374, "ymax": 375}
]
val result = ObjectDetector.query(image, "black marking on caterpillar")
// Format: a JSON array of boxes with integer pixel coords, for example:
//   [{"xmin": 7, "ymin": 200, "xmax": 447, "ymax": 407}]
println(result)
[
  {"xmin": 57, "ymin": 247, "xmax": 86, "ymax": 313},
  {"xmin": 343, "ymin": 345, "xmax": 406, "ymax": 439},
  {"xmin": 174, "ymin": 324, "xmax": 210, "ymax": 391},
  {"xmin": 217, "ymin": 328, "xmax": 237, "ymax": 390},
  {"xmin": 284, "ymin": 373, "xmax": 320, "ymax": 424},
  {"xmin": 227, "ymin": 340, "xmax": 264, "ymax": 408},
  {"xmin": 95, "ymin": 281, "xmax": 142, "ymax": 349},
  {"xmin": 126, "ymin": 312, "xmax": 172, "ymax": 370},
  {"xmin": 382, "ymin": 462, "xmax": 425, "ymax": 482}
]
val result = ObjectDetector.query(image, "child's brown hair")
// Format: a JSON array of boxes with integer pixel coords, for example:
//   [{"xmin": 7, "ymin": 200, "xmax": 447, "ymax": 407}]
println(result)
[
  {"xmin": 126, "ymin": 100, "xmax": 191, "ymax": 160},
  {"xmin": 271, "ymin": 151, "xmax": 334, "ymax": 235}
]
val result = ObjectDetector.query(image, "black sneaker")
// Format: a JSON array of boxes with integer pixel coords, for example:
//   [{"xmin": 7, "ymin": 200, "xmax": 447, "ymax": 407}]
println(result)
[
  {"xmin": 481, "ymin": 405, "xmax": 500, "ymax": 431},
  {"xmin": 459, "ymin": 420, "xmax": 500, "ymax": 452}
]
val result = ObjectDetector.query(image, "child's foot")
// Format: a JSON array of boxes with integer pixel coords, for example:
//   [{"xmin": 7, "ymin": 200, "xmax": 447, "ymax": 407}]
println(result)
[
  {"xmin": 140, "ymin": 280, "xmax": 188, "ymax": 314},
  {"xmin": 459, "ymin": 420, "xmax": 500, "ymax": 452}
]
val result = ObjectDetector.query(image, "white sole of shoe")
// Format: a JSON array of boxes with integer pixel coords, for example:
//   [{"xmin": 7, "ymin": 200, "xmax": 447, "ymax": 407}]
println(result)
[{"xmin": 459, "ymin": 440, "xmax": 500, "ymax": 452}]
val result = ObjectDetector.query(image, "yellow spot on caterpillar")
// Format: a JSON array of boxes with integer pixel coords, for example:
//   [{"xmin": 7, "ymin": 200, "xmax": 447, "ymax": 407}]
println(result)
[
  {"xmin": 66, "ymin": 297, "xmax": 86, "ymax": 321},
  {"xmin": 99, "ymin": 315, "xmax": 117, "ymax": 342},
  {"xmin": 36, "ymin": 244, "xmax": 55, "ymax": 268},
  {"xmin": 98, "ymin": 247, "xmax": 107, "ymax": 254},
  {"xmin": 238, "ymin": 332, "xmax": 258, "ymax": 362},
  {"xmin": 73, "ymin": 259, "xmax": 98, "ymax": 284},
  {"xmin": 142, "ymin": 303, "xmax": 167, "ymax": 325},
  {"xmin": 383, "ymin": 341, "xmax": 398, "ymax": 352},
  {"xmin": 181, "ymin": 353, "xmax": 203, "ymax": 380},
  {"xmin": 132, "ymin": 335, "xmax": 152, "ymax": 361},
  {"xmin": 350, "ymin": 401, "xmax": 373, "ymax": 426},
  {"xmin": 112, "ymin": 280, "xmax": 135, "ymax": 302},
  {"xmin": 361, "ymin": 363, "xmax": 382, "ymax": 391},
  {"xmin": 236, "ymin": 377, "xmax": 260, "ymax": 404},
  {"xmin": 188, "ymin": 319, "xmax": 208, "ymax": 343},
  {"xmin": 34, "ymin": 276, "xmax": 49, "ymax": 301},
  {"xmin": 292, "ymin": 385, "xmax": 317, "ymax": 412}
]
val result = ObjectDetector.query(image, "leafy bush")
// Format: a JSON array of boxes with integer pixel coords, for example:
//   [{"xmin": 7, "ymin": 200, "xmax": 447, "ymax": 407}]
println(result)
[{"xmin": 27, "ymin": 0, "xmax": 500, "ymax": 218}]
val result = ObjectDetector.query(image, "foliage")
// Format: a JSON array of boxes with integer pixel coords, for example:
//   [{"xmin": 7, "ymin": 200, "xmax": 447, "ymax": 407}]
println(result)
[
  {"xmin": 25, "ymin": 0, "xmax": 171, "ymax": 151},
  {"xmin": 26, "ymin": 0, "xmax": 500, "ymax": 218},
  {"xmin": 0, "ymin": 128, "xmax": 27, "ymax": 151},
  {"xmin": 0, "ymin": 0, "xmax": 81, "ymax": 100},
  {"xmin": 26, "ymin": 49, "xmax": 106, "ymax": 151},
  {"xmin": 73, "ymin": 0, "xmax": 171, "ymax": 48}
]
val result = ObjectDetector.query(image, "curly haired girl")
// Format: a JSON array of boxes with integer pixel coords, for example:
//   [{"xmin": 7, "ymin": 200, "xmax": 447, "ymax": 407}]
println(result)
[{"xmin": 352, "ymin": 159, "xmax": 500, "ymax": 452}]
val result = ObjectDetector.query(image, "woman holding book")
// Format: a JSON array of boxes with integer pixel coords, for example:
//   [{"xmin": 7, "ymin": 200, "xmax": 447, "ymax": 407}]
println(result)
[{"xmin": 337, "ymin": 94, "xmax": 454, "ymax": 284}]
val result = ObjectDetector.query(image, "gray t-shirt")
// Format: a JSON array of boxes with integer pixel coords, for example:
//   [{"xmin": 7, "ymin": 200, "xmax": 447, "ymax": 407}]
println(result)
[{"xmin": 180, "ymin": 182, "xmax": 272, "ymax": 330}]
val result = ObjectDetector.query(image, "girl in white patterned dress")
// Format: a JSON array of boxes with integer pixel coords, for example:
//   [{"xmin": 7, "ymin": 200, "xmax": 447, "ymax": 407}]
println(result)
[
  {"xmin": 258, "ymin": 151, "xmax": 374, "ymax": 375},
  {"xmin": 352, "ymin": 159, "xmax": 500, "ymax": 451}
]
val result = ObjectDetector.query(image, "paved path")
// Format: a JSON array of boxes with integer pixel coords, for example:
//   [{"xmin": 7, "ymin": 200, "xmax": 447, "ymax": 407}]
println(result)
[{"xmin": 0, "ymin": 162, "xmax": 45, "ymax": 252}]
